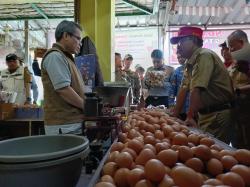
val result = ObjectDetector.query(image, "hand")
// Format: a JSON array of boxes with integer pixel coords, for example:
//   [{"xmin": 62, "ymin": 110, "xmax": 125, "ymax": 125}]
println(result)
[
  {"xmin": 24, "ymin": 101, "xmax": 31, "ymax": 105},
  {"xmin": 33, "ymin": 101, "xmax": 37, "ymax": 105},
  {"xmin": 184, "ymin": 118, "xmax": 198, "ymax": 128}
]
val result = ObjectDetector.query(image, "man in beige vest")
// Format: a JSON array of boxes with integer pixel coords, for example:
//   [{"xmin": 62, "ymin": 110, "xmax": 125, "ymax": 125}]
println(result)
[{"xmin": 41, "ymin": 20, "xmax": 85, "ymax": 135}]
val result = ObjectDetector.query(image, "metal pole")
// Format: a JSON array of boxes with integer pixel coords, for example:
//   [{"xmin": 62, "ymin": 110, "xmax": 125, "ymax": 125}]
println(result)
[{"xmin": 24, "ymin": 20, "xmax": 29, "ymax": 66}]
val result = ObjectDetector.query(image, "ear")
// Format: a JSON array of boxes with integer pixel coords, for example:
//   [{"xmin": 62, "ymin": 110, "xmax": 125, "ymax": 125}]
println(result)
[{"xmin": 63, "ymin": 32, "xmax": 70, "ymax": 41}]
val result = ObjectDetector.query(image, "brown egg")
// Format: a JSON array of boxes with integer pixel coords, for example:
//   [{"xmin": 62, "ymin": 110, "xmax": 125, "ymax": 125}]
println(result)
[
  {"xmin": 204, "ymin": 178, "xmax": 223, "ymax": 185},
  {"xmin": 231, "ymin": 164, "xmax": 250, "ymax": 186},
  {"xmin": 171, "ymin": 145, "xmax": 180, "ymax": 151},
  {"xmin": 199, "ymin": 137, "xmax": 215, "ymax": 147},
  {"xmin": 172, "ymin": 134, "xmax": 188, "ymax": 146},
  {"xmin": 234, "ymin": 149, "xmax": 250, "ymax": 166},
  {"xmin": 101, "ymin": 175, "xmax": 115, "ymax": 184},
  {"xmin": 164, "ymin": 166, "xmax": 172, "ymax": 175},
  {"xmin": 143, "ymin": 144, "xmax": 156, "ymax": 154},
  {"xmin": 162, "ymin": 125, "xmax": 174, "ymax": 137},
  {"xmin": 122, "ymin": 124, "xmax": 131, "ymax": 133},
  {"xmin": 155, "ymin": 142, "xmax": 170, "ymax": 153},
  {"xmin": 169, "ymin": 132, "xmax": 179, "ymax": 141},
  {"xmin": 144, "ymin": 124, "xmax": 155, "ymax": 133},
  {"xmin": 200, "ymin": 185, "xmax": 214, "ymax": 187},
  {"xmin": 171, "ymin": 166, "xmax": 203, "ymax": 187},
  {"xmin": 155, "ymin": 130, "xmax": 165, "ymax": 140},
  {"xmin": 157, "ymin": 149, "xmax": 178, "ymax": 167},
  {"xmin": 159, "ymin": 175, "xmax": 175, "ymax": 187},
  {"xmin": 210, "ymin": 144, "xmax": 223, "ymax": 151},
  {"xmin": 207, "ymin": 158, "xmax": 223, "ymax": 176},
  {"xmin": 114, "ymin": 168, "xmax": 130, "ymax": 187},
  {"xmin": 95, "ymin": 182, "xmax": 116, "ymax": 187},
  {"xmin": 154, "ymin": 124, "xmax": 161, "ymax": 130},
  {"xmin": 221, "ymin": 172, "xmax": 245, "ymax": 187},
  {"xmin": 115, "ymin": 152, "xmax": 133, "ymax": 169},
  {"xmin": 127, "ymin": 168, "xmax": 145, "ymax": 187},
  {"xmin": 133, "ymin": 164, "xmax": 144, "ymax": 170},
  {"xmin": 135, "ymin": 179, "xmax": 154, "ymax": 187},
  {"xmin": 135, "ymin": 148, "xmax": 156, "ymax": 166},
  {"xmin": 118, "ymin": 133, "xmax": 127, "ymax": 143},
  {"xmin": 178, "ymin": 146, "xmax": 194, "ymax": 162},
  {"xmin": 144, "ymin": 136, "xmax": 156, "ymax": 145},
  {"xmin": 143, "ymin": 132, "xmax": 154, "ymax": 137},
  {"xmin": 185, "ymin": 158, "xmax": 204, "ymax": 173},
  {"xmin": 219, "ymin": 149, "xmax": 235, "ymax": 157},
  {"xmin": 145, "ymin": 159, "xmax": 165, "ymax": 182},
  {"xmin": 110, "ymin": 142, "xmax": 125, "ymax": 152},
  {"xmin": 162, "ymin": 138, "xmax": 171, "ymax": 143},
  {"xmin": 128, "ymin": 139, "xmax": 144, "ymax": 154},
  {"xmin": 211, "ymin": 149, "xmax": 221, "ymax": 160},
  {"xmin": 107, "ymin": 151, "xmax": 120, "ymax": 162},
  {"xmin": 188, "ymin": 142, "xmax": 195, "ymax": 148},
  {"xmin": 122, "ymin": 148, "xmax": 138, "ymax": 160},
  {"xmin": 181, "ymin": 129, "xmax": 190, "ymax": 137},
  {"xmin": 188, "ymin": 134, "xmax": 200, "ymax": 145},
  {"xmin": 221, "ymin": 155, "xmax": 238, "ymax": 170},
  {"xmin": 194, "ymin": 145, "xmax": 212, "ymax": 161},
  {"xmin": 103, "ymin": 162, "xmax": 119, "ymax": 177},
  {"xmin": 216, "ymin": 173, "xmax": 225, "ymax": 180},
  {"xmin": 128, "ymin": 129, "xmax": 139, "ymax": 139},
  {"xmin": 172, "ymin": 124, "xmax": 181, "ymax": 132}
]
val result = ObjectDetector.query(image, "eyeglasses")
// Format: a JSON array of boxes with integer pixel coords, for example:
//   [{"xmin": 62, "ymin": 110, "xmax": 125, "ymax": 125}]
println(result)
[{"xmin": 68, "ymin": 33, "xmax": 81, "ymax": 42}]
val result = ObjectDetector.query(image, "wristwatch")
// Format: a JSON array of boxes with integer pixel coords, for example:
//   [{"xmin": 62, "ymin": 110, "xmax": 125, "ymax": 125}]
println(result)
[{"xmin": 26, "ymin": 97, "xmax": 32, "ymax": 102}]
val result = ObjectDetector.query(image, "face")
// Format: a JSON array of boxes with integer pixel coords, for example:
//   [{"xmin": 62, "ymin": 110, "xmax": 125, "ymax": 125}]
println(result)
[
  {"xmin": 123, "ymin": 59, "xmax": 132, "ymax": 70},
  {"xmin": 63, "ymin": 28, "xmax": 82, "ymax": 54},
  {"xmin": 222, "ymin": 48, "xmax": 232, "ymax": 61},
  {"xmin": 136, "ymin": 69, "xmax": 144, "ymax": 79},
  {"xmin": 6, "ymin": 59, "xmax": 19, "ymax": 71},
  {"xmin": 115, "ymin": 55, "xmax": 122, "ymax": 71},
  {"xmin": 228, "ymin": 38, "xmax": 244, "ymax": 52},
  {"xmin": 177, "ymin": 53, "xmax": 185, "ymax": 65},
  {"xmin": 152, "ymin": 58, "xmax": 163, "ymax": 69},
  {"xmin": 177, "ymin": 37, "xmax": 195, "ymax": 59}
]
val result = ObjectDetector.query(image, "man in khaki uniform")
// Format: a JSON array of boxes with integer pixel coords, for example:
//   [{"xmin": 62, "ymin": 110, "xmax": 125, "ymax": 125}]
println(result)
[
  {"xmin": 228, "ymin": 30, "xmax": 250, "ymax": 149},
  {"xmin": 122, "ymin": 54, "xmax": 141, "ymax": 104},
  {"xmin": 41, "ymin": 20, "xmax": 85, "ymax": 135},
  {"xmin": 171, "ymin": 27, "xmax": 235, "ymax": 144}
]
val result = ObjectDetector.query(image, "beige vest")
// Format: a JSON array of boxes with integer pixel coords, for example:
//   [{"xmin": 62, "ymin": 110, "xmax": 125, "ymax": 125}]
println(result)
[
  {"xmin": 41, "ymin": 43, "xmax": 85, "ymax": 125},
  {"xmin": 0, "ymin": 66, "xmax": 26, "ymax": 105}
]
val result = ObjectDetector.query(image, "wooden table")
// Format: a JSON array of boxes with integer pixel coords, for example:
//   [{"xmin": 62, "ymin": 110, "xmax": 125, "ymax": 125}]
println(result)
[{"xmin": 0, "ymin": 118, "xmax": 45, "ymax": 139}]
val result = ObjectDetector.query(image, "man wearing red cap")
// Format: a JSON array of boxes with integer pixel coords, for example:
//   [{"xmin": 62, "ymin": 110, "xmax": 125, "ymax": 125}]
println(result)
[{"xmin": 171, "ymin": 26, "xmax": 235, "ymax": 144}]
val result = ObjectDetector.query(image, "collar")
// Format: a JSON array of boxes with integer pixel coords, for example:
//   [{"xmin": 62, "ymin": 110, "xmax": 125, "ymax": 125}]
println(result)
[
  {"xmin": 186, "ymin": 47, "xmax": 202, "ymax": 66},
  {"xmin": 52, "ymin": 43, "xmax": 75, "ymax": 62}
]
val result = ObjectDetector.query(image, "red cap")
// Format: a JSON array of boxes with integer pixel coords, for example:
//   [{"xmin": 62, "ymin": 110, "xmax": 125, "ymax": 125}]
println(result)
[{"xmin": 170, "ymin": 26, "xmax": 203, "ymax": 44}]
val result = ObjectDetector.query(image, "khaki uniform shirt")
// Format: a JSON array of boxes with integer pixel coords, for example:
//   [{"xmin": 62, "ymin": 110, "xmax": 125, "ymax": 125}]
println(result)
[
  {"xmin": 227, "ymin": 64, "xmax": 250, "ymax": 88},
  {"xmin": 181, "ymin": 48, "xmax": 234, "ymax": 108}
]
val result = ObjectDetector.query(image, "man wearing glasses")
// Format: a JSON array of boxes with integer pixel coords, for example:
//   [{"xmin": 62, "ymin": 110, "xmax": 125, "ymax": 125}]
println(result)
[
  {"xmin": 0, "ymin": 53, "xmax": 32, "ymax": 105},
  {"xmin": 144, "ymin": 49, "xmax": 174, "ymax": 107},
  {"xmin": 170, "ymin": 26, "xmax": 235, "ymax": 144},
  {"xmin": 41, "ymin": 20, "xmax": 85, "ymax": 135}
]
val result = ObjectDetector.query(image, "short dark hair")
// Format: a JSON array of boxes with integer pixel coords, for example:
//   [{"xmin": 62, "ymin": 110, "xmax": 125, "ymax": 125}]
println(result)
[
  {"xmin": 229, "ymin": 30, "xmax": 249, "ymax": 43},
  {"xmin": 188, "ymin": 36, "xmax": 203, "ymax": 48},
  {"xmin": 55, "ymin": 20, "xmax": 82, "ymax": 42},
  {"xmin": 115, "ymin": 52, "xmax": 121, "ymax": 57}
]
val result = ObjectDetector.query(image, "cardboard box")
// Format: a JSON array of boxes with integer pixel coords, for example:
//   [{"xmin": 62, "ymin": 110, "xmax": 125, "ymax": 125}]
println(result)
[{"xmin": 0, "ymin": 103, "xmax": 15, "ymax": 120}]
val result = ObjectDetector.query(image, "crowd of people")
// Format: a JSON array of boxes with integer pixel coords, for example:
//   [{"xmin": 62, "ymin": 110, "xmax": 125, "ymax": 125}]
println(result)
[
  {"xmin": 0, "ymin": 20, "xmax": 249, "ymax": 149},
  {"xmin": 115, "ymin": 26, "xmax": 250, "ymax": 149}
]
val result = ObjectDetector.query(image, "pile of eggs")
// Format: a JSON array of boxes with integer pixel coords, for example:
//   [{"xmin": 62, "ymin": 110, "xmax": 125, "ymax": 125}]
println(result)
[{"xmin": 95, "ymin": 110, "xmax": 250, "ymax": 187}]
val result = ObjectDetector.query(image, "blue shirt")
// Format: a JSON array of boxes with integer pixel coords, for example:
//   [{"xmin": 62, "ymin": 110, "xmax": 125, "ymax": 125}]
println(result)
[{"xmin": 170, "ymin": 65, "xmax": 189, "ymax": 113}]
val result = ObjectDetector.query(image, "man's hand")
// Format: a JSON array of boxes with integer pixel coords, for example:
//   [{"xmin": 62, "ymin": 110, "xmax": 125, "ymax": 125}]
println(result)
[{"xmin": 184, "ymin": 118, "xmax": 198, "ymax": 128}]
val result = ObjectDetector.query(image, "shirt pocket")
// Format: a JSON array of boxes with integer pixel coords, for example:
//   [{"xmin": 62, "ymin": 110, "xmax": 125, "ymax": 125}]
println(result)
[{"xmin": 13, "ymin": 76, "xmax": 25, "ymax": 92}]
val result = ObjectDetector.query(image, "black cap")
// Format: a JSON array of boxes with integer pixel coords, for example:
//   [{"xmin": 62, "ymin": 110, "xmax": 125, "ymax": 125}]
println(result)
[
  {"xmin": 6, "ymin": 53, "xmax": 18, "ymax": 61},
  {"xmin": 124, "ymin": 54, "xmax": 133, "ymax": 61},
  {"xmin": 219, "ymin": 41, "xmax": 227, "ymax": 48}
]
